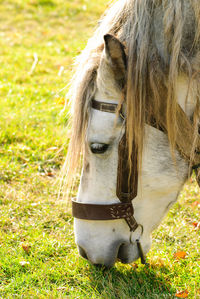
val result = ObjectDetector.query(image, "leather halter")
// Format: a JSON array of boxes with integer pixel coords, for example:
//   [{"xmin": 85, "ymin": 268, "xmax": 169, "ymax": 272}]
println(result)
[
  {"xmin": 72, "ymin": 99, "xmax": 147, "ymax": 264},
  {"xmin": 72, "ymin": 99, "xmax": 139, "ymax": 231}
]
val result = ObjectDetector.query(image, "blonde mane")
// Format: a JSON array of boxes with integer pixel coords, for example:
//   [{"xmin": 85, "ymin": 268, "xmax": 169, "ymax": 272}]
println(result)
[{"xmin": 62, "ymin": 0, "xmax": 200, "ymax": 195}]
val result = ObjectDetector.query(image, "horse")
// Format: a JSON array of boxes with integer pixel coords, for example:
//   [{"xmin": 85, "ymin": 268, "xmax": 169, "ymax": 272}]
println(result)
[{"xmin": 63, "ymin": 0, "xmax": 200, "ymax": 267}]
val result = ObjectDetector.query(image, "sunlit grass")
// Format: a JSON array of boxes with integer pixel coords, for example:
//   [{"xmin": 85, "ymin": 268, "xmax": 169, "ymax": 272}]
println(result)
[{"xmin": 0, "ymin": 0, "xmax": 199, "ymax": 298}]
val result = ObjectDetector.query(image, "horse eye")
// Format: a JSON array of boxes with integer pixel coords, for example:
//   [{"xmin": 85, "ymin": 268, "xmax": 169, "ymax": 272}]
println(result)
[{"xmin": 90, "ymin": 143, "xmax": 109, "ymax": 154}]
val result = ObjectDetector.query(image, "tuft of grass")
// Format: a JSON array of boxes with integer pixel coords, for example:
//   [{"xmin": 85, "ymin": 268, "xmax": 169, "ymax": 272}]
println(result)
[{"xmin": 0, "ymin": 0, "xmax": 199, "ymax": 298}]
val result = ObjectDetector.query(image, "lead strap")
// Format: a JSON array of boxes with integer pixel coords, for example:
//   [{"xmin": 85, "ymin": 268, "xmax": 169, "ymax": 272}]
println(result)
[{"xmin": 136, "ymin": 239, "xmax": 148, "ymax": 265}]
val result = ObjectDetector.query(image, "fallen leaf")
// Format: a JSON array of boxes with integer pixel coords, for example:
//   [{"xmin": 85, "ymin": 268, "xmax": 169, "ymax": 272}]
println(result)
[
  {"xmin": 192, "ymin": 222, "xmax": 200, "ymax": 228},
  {"xmin": 174, "ymin": 251, "xmax": 187, "ymax": 259},
  {"xmin": 22, "ymin": 244, "xmax": 31, "ymax": 254},
  {"xmin": 46, "ymin": 172, "xmax": 54, "ymax": 177},
  {"xmin": 191, "ymin": 201, "xmax": 200, "ymax": 207},
  {"xmin": 175, "ymin": 290, "xmax": 189, "ymax": 298}
]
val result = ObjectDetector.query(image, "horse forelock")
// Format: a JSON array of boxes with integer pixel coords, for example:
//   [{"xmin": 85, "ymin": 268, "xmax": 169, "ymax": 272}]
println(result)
[{"xmin": 62, "ymin": 0, "xmax": 200, "ymax": 196}]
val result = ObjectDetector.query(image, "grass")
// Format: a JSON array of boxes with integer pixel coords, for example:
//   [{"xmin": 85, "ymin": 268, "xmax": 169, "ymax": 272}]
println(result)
[{"xmin": 0, "ymin": 0, "xmax": 199, "ymax": 298}]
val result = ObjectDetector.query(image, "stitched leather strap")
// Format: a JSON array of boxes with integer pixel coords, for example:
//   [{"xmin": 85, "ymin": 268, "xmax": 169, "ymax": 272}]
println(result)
[
  {"xmin": 72, "ymin": 199, "xmax": 138, "ymax": 231},
  {"xmin": 72, "ymin": 199, "xmax": 133, "ymax": 220}
]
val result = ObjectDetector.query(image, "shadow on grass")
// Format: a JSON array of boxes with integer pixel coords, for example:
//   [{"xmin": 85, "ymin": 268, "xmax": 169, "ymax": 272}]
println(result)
[{"xmin": 86, "ymin": 262, "xmax": 175, "ymax": 299}]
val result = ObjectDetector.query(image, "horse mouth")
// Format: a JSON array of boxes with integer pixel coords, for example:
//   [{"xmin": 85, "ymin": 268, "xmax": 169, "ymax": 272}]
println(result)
[{"xmin": 117, "ymin": 242, "xmax": 139, "ymax": 264}]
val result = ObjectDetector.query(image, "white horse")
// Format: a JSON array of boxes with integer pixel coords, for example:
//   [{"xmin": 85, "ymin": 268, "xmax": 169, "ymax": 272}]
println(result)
[{"xmin": 64, "ymin": 0, "xmax": 200, "ymax": 267}]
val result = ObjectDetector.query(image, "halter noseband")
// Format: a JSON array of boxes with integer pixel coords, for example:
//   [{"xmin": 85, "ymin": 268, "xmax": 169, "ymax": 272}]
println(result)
[{"xmin": 72, "ymin": 99, "xmax": 147, "ymax": 265}]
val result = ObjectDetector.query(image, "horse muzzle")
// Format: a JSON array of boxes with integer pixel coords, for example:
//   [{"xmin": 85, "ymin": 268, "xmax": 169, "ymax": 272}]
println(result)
[{"xmin": 77, "ymin": 240, "xmax": 140, "ymax": 267}]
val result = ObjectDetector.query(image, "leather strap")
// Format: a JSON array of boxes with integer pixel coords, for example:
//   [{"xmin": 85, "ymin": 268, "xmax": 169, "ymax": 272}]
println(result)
[
  {"xmin": 72, "ymin": 199, "xmax": 133, "ymax": 220},
  {"xmin": 117, "ymin": 132, "xmax": 138, "ymax": 202},
  {"xmin": 92, "ymin": 99, "xmax": 138, "ymax": 201},
  {"xmin": 72, "ymin": 99, "xmax": 139, "ymax": 232},
  {"xmin": 91, "ymin": 99, "xmax": 118, "ymax": 113},
  {"xmin": 72, "ymin": 199, "xmax": 138, "ymax": 230}
]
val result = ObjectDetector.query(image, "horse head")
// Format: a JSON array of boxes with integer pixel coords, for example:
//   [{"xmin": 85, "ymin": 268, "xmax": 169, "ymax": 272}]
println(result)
[
  {"xmin": 65, "ymin": 0, "xmax": 200, "ymax": 267},
  {"xmin": 72, "ymin": 35, "xmax": 189, "ymax": 267}
]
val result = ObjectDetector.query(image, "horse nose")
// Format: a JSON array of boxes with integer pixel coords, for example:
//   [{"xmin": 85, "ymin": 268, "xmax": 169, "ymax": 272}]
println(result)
[{"xmin": 77, "ymin": 242, "xmax": 125, "ymax": 267}]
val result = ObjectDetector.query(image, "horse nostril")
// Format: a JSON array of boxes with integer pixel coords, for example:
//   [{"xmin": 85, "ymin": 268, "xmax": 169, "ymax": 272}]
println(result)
[
  {"xmin": 78, "ymin": 245, "xmax": 88, "ymax": 260},
  {"xmin": 117, "ymin": 243, "xmax": 126, "ymax": 259},
  {"xmin": 117, "ymin": 242, "xmax": 131, "ymax": 264}
]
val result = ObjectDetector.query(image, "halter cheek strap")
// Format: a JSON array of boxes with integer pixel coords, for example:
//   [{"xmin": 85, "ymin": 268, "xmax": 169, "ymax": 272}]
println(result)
[{"xmin": 72, "ymin": 99, "xmax": 139, "ymax": 232}]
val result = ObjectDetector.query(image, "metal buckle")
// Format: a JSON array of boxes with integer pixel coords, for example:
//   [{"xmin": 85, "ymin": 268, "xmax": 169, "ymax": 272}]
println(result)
[{"xmin": 119, "ymin": 112, "xmax": 125, "ymax": 120}]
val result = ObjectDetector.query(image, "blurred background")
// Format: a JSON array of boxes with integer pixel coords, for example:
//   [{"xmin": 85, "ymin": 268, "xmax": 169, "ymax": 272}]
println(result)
[{"xmin": 0, "ymin": 1, "xmax": 199, "ymax": 298}]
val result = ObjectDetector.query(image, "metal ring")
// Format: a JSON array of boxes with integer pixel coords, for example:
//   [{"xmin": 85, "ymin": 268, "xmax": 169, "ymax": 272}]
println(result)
[
  {"xmin": 136, "ymin": 224, "xmax": 144, "ymax": 241},
  {"xmin": 129, "ymin": 224, "xmax": 144, "ymax": 244}
]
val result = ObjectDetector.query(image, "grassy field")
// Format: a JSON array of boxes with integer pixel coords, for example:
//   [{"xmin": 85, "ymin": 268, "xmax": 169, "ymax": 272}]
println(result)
[{"xmin": 0, "ymin": 0, "xmax": 200, "ymax": 298}]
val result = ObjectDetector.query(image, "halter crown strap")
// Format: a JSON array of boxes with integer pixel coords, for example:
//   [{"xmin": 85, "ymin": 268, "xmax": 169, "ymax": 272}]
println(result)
[{"xmin": 91, "ymin": 99, "xmax": 118, "ymax": 113}]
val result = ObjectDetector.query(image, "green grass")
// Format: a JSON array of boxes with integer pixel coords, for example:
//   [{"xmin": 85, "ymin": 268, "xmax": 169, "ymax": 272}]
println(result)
[{"xmin": 0, "ymin": 0, "xmax": 199, "ymax": 298}]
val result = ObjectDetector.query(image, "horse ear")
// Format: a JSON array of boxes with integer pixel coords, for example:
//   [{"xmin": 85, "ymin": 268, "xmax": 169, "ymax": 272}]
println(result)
[{"xmin": 103, "ymin": 34, "xmax": 127, "ymax": 84}]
